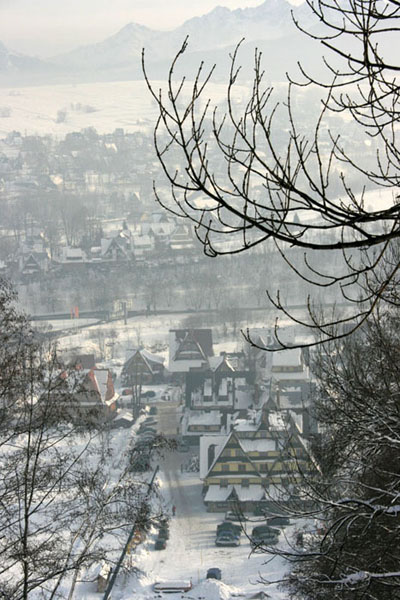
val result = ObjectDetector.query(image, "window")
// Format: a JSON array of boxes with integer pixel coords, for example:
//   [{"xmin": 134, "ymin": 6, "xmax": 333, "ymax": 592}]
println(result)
[
  {"xmin": 241, "ymin": 480, "xmax": 249, "ymax": 488},
  {"xmin": 238, "ymin": 464, "xmax": 246, "ymax": 472}
]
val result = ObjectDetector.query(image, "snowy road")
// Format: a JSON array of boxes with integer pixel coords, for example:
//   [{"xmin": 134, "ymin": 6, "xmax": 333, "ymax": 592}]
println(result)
[
  {"xmin": 119, "ymin": 402, "xmax": 289, "ymax": 599},
  {"xmin": 75, "ymin": 400, "xmax": 289, "ymax": 599}
]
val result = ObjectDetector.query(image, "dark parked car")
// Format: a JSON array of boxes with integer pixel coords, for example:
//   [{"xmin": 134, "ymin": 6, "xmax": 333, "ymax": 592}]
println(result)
[
  {"xmin": 149, "ymin": 406, "xmax": 158, "ymax": 415},
  {"xmin": 142, "ymin": 390, "xmax": 156, "ymax": 398},
  {"xmin": 154, "ymin": 538, "xmax": 167, "ymax": 550},
  {"xmin": 138, "ymin": 426, "xmax": 157, "ymax": 435},
  {"xmin": 206, "ymin": 568, "xmax": 222, "ymax": 580},
  {"xmin": 139, "ymin": 432, "xmax": 157, "ymax": 442},
  {"xmin": 266, "ymin": 516, "xmax": 290, "ymax": 528},
  {"xmin": 224, "ymin": 510, "xmax": 243, "ymax": 522},
  {"xmin": 216, "ymin": 522, "xmax": 241, "ymax": 537},
  {"xmin": 250, "ymin": 525, "xmax": 280, "ymax": 546},
  {"xmin": 215, "ymin": 533, "xmax": 240, "ymax": 547},
  {"xmin": 157, "ymin": 526, "xmax": 170, "ymax": 540}
]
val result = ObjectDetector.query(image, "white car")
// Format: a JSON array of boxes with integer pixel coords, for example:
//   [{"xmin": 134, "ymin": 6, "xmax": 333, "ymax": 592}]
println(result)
[{"xmin": 153, "ymin": 580, "xmax": 192, "ymax": 593}]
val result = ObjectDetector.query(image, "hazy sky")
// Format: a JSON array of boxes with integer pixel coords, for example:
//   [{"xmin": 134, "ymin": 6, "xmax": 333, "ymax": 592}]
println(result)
[{"xmin": 0, "ymin": 0, "xmax": 299, "ymax": 58}]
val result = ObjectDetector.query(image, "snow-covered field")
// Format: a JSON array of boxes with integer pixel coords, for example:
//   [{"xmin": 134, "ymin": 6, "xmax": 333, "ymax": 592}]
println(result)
[
  {"xmin": 56, "ymin": 311, "xmax": 255, "ymax": 366},
  {"xmin": 0, "ymin": 80, "xmax": 248, "ymax": 138}
]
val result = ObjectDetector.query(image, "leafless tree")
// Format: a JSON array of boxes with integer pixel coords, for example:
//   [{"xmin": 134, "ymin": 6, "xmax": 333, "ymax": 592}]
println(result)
[
  {"xmin": 0, "ymin": 280, "xmax": 167, "ymax": 598},
  {"xmin": 248, "ymin": 305, "xmax": 400, "ymax": 600},
  {"xmin": 143, "ymin": 0, "xmax": 400, "ymax": 348}
]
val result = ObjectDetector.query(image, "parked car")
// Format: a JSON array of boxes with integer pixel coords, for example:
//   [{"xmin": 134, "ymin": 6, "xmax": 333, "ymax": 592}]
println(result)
[
  {"xmin": 215, "ymin": 532, "xmax": 241, "ymax": 547},
  {"xmin": 149, "ymin": 406, "xmax": 158, "ymax": 415},
  {"xmin": 206, "ymin": 568, "xmax": 222, "ymax": 580},
  {"xmin": 144, "ymin": 417, "xmax": 157, "ymax": 426},
  {"xmin": 139, "ymin": 431, "xmax": 157, "ymax": 442},
  {"xmin": 154, "ymin": 538, "xmax": 167, "ymax": 550},
  {"xmin": 216, "ymin": 522, "xmax": 241, "ymax": 537},
  {"xmin": 157, "ymin": 526, "xmax": 170, "ymax": 540},
  {"xmin": 142, "ymin": 390, "xmax": 156, "ymax": 398},
  {"xmin": 153, "ymin": 580, "xmax": 192, "ymax": 593},
  {"xmin": 138, "ymin": 426, "xmax": 157, "ymax": 435},
  {"xmin": 224, "ymin": 510, "xmax": 243, "ymax": 522},
  {"xmin": 250, "ymin": 525, "xmax": 280, "ymax": 546},
  {"xmin": 266, "ymin": 516, "xmax": 291, "ymax": 528},
  {"xmin": 155, "ymin": 516, "xmax": 169, "ymax": 528},
  {"xmin": 122, "ymin": 388, "xmax": 132, "ymax": 396}
]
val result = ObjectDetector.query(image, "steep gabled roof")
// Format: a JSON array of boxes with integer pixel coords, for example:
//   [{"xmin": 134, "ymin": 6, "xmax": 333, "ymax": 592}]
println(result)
[
  {"xmin": 209, "ymin": 354, "xmax": 236, "ymax": 373},
  {"xmin": 174, "ymin": 331, "xmax": 207, "ymax": 362},
  {"xmin": 206, "ymin": 430, "xmax": 261, "ymax": 479},
  {"xmin": 172, "ymin": 328, "xmax": 213, "ymax": 358}
]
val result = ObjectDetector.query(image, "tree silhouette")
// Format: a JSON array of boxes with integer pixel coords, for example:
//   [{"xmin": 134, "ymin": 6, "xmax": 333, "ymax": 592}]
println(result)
[{"xmin": 143, "ymin": 0, "xmax": 400, "ymax": 348}]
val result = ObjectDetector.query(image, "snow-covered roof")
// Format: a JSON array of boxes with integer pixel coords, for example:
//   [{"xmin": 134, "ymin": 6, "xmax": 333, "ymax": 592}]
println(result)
[
  {"xmin": 272, "ymin": 370, "xmax": 309, "ymax": 381},
  {"xmin": 199, "ymin": 434, "xmax": 227, "ymax": 479},
  {"xmin": 169, "ymin": 329, "xmax": 213, "ymax": 372},
  {"xmin": 234, "ymin": 419, "xmax": 258, "ymax": 432},
  {"xmin": 132, "ymin": 234, "xmax": 154, "ymax": 248},
  {"xmin": 208, "ymin": 354, "xmax": 235, "ymax": 372},
  {"xmin": 138, "ymin": 348, "xmax": 165, "ymax": 365},
  {"xmin": 204, "ymin": 484, "xmax": 265, "ymax": 503},
  {"xmin": 240, "ymin": 439, "xmax": 277, "ymax": 453},
  {"xmin": 61, "ymin": 247, "xmax": 86, "ymax": 262},
  {"xmin": 268, "ymin": 411, "xmax": 286, "ymax": 430},
  {"xmin": 272, "ymin": 347, "xmax": 302, "ymax": 368},
  {"xmin": 204, "ymin": 379, "xmax": 212, "ymax": 396},
  {"xmin": 219, "ymin": 379, "xmax": 228, "ymax": 396},
  {"xmin": 94, "ymin": 369, "xmax": 109, "ymax": 402},
  {"xmin": 113, "ymin": 410, "xmax": 134, "ymax": 423},
  {"xmin": 187, "ymin": 411, "xmax": 222, "ymax": 425}
]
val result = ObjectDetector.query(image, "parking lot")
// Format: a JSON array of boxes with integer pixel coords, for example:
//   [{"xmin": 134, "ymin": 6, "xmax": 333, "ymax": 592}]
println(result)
[{"xmin": 128, "ymin": 402, "xmax": 289, "ymax": 598}]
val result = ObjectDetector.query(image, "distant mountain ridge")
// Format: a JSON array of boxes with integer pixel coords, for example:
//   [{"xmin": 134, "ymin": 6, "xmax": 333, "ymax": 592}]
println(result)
[
  {"xmin": 0, "ymin": 41, "xmax": 50, "ymax": 73},
  {"xmin": 0, "ymin": 0, "xmax": 324, "ymax": 85},
  {"xmin": 50, "ymin": 0, "xmax": 301, "ymax": 70}
]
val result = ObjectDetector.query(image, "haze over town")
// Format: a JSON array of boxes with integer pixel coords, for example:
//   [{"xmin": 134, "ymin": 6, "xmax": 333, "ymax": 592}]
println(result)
[
  {"xmin": 0, "ymin": 0, "xmax": 301, "ymax": 57},
  {"xmin": 0, "ymin": 1, "xmax": 398, "ymax": 599}
]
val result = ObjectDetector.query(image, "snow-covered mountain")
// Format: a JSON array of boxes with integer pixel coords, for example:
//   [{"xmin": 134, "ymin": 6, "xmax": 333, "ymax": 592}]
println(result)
[
  {"xmin": 47, "ymin": 0, "xmax": 314, "ymax": 78},
  {"xmin": 0, "ymin": 0, "xmax": 324, "ymax": 85},
  {"xmin": 0, "ymin": 41, "xmax": 49, "ymax": 73}
]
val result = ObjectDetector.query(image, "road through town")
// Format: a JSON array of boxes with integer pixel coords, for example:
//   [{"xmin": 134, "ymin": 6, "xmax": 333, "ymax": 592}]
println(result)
[{"xmin": 124, "ymin": 400, "xmax": 289, "ymax": 598}]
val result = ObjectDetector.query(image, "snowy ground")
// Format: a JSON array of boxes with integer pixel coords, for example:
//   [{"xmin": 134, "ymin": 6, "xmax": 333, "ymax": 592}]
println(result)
[
  {"xmin": 0, "ymin": 80, "xmax": 248, "ymax": 138},
  {"xmin": 56, "ymin": 311, "xmax": 258, "ymax": 367},
  {"xmin": 74, "ymin": 401, "xmax": 291, "ymax": 600}
]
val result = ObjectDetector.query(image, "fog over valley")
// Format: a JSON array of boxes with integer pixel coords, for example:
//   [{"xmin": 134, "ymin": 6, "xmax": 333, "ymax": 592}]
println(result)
[{"xmin": 0, "ymin": 1, "xmax": 399, "ymax": 599}]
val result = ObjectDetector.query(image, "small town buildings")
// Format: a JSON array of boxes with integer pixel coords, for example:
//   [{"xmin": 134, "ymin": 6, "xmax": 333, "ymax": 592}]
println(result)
[
  {"xmin": 186, "ymin": 352, "xmax": 255, "ymax": 414},
  {"xmin": 100, "ymin": 233, "xmax": 131, "ymax": 262},
  {"xmin": 57, "ymin": 367, "xmax": 118, "ymax": 422},
  {"xmin": 199, "ymin": 403, "xmax": 310, "ymax": 512},
  {"xmin": 75, "ymin": 368, "xmax": 118, "ymax": 417},
  {"xmin": 169, "ymin": 328, "xmax": 214, "ymax": 374},
  {"xmin": 121, "ymin": 349, "xmax": 165, "ymax": 386},
  {"xmin": 10, "ymin": 234, "xmax": 51, "ymax": 277},
  {"xmin": 181, "ymin": 410, "xmax": 224, "ymax": 443}
]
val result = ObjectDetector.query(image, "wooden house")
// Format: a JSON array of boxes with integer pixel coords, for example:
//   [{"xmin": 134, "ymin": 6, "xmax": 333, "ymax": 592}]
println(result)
[
  {"xmin": 121, "ymin": 349, "xmax": 165, "ymax": 386},
  {"xmin": 186, "ymin": 352, "xmax": 255, "ymax": 413},
  {"xmin": 58, "ymin": 368, "xmax": 118, "ymax": 423},
  {"xmin": 200, "ymin": 404, "xmax": 310, "ymax": 512},
  {"xmin": 169, "ymin": 328, "xmax": 214, "ymax": 374}
]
